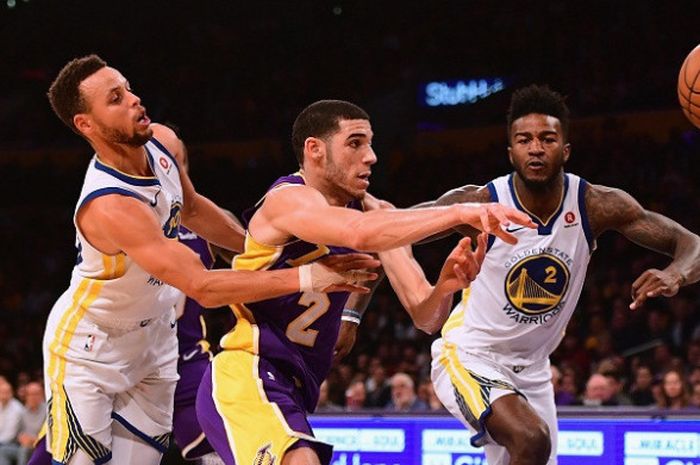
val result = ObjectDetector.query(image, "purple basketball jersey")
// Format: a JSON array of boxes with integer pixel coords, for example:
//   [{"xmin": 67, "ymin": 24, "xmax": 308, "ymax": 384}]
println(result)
[{"xmin": 224, "ymin": 172, "xmax": 362, "ymax": 412}]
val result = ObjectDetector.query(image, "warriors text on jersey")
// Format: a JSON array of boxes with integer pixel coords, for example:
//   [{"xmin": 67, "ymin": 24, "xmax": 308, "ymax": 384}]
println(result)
[
  {"xmin": 219, "ymin": 172, "xmax": 361, "ymax": 412},
  {"xmin": 443, "ymin": 173, "xmax": 594, "ymax": 366}
]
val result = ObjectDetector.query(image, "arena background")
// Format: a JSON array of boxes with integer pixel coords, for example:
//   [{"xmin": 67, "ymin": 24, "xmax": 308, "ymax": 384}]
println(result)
[{"xmin": 1, "ymin": 2, "xmax": 699, "ymax": 464}]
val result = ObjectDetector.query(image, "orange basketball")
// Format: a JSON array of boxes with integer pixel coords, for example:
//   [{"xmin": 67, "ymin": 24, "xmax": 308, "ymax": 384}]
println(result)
[{"xmin": 678, "ymin": 44, "xmax": 700, "ymax": 129}]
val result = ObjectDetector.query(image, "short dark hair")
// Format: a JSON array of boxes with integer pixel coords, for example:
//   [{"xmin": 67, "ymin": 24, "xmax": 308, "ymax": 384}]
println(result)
[
  {"xmin": 291, "ymin": 99, "xmax": 370, "ymax": 166},
  {"xmin": 47, "ymin": 54, "xmax": 107, "ymax": 134},
  {"xmin": 507, "ymin": 84, "xmax": 570, "ymax": 140}
]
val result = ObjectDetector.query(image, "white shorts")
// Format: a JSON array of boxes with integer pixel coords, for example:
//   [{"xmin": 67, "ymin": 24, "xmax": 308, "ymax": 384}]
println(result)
[
  {"xmin": 42, "ymin": 300, "xmax": 179, "ymax": 464},
  {"xmin": 431, "ymin": 338, "xmax": 557, "ymax": 465}
]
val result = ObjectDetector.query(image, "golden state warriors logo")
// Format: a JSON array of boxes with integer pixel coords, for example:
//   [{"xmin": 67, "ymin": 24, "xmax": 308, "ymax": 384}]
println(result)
[
  {"xmin": 162, "ymin": 201, "xmax": 182, "ymax": 239},
  {"xmin": 505, "ymin": 253, "xmax": 570, "ymax": 315}
]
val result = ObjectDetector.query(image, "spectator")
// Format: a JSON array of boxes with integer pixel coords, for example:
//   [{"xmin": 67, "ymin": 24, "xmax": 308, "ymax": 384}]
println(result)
[
  {"xmin": 0, "ymin": 376, "xmax": 24, "ymax": 465},
  {"xmin": 417, "ymin": 377, "xmax": 446, "ymax": 412},
  {"xmin": 385, "ymin": 373, "xmax": 427, "ymax": 412},
  {"xmin": 316, "ymin": 380, "xmax": 342, "ymax": 413},
  {"xmin": 551, "ymin": 365, "xmax": 576, "ymax": 406},
  {"xmin": 17, "ymin": 381, "xmax": 44, "ymax": 465},
  {"xmin": 689, "ymin": 383, "xmax": 700, "ymax": 410},
  {"xmin": 657, "ymin": 369, "xmax": 690, "ymax": 410},
  {"xmin": 345, "ymin": 378, "xmax": 367, "ymax": 412},
  {"xmin": 602, "ymin": 371, "xmax": 632, "ymax": 406},
  {"xmin": 629, "ymin": 365, "xmax": 656, "ymax": 406},
  {"xmin": 579, "ymin": 373, "xmax": 613, "ymax": 406},
  {"xmin": 365, "ymin": 359, "xmax": 391, "ymax": 408}
]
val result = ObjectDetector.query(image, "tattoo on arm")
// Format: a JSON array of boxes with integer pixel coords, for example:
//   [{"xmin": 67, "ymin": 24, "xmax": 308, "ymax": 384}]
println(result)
[{"xmin": 586, "ymin": 184, "xmax": 677, "ymax": 255}]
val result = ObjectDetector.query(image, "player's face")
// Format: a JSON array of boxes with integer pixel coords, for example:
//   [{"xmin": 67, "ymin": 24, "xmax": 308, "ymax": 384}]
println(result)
[
  {"xmin": 324, "ymin": 119, "xmax": 377, "ymax": 201},
  {"xmin": 508, "ymin": 113, "xmax": 570, "ymax": 189},
  {"xmin": 77, "ymin": 67, "xmax": 152, "ymax": 147}
]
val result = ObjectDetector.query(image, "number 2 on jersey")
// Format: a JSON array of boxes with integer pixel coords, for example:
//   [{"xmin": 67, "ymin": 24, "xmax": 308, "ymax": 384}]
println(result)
[{"xmin": 286, "ymin": 292, "xmax": 330, "ymax": 347}]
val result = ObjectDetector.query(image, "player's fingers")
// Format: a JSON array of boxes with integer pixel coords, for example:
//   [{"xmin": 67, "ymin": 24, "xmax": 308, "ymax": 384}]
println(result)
[
  {"xmin": 327, "ymin": 283, "xmax": 371, "ymax": 293},
  {"xmin": 475, "ymin": 233, "xmax": 487, "ymax": 263},
  {"xmin": 506, "ymin": 209, "xmax": 538, "ymax": 228},
  {"xmin": 494, "ymin": 228, "xmax": 518, "ymax": 245},
  {"xmin": 631, "ymin": 271, "xmax": 654, "ymax": 292},
  {"xmin": 479, "ymin": 208, "xmax": 493, "ymax": 233},
  {"xmin": 490, "ymin": 205, "xmax": 511, "ymax": 226},
  {"xmin": 453, "ymin": 264, "xmax": 471, "ymax": 284}
]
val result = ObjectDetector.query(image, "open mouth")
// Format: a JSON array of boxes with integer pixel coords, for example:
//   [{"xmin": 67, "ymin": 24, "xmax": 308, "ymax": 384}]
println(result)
[
  {"xmin": 136, "ymin": 109, "xmax": 151, "ymax": 126},
  {"xmin": 528, "ymin": 160, "xmax": 545, "ymax": 170}
]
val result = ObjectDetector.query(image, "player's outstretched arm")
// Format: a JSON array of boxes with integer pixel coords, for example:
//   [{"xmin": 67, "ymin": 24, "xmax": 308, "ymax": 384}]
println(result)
[
  {"xmin": 256, "ymin": 187, "xmax": 535, "ymax": 252},
  {"xmin": 586, "ymin": 184, "xmax": 700, "ymax": 310},
  {"xmin": 151, "ymin": 123, "xmax": 245, "ymax": 253},
  {"xmin": 380, "ymin": 234, "xmax": 487, "ymax": 334},
  {"xmin": 79, "ymin": 195, "xmax": 379, "ymax": 307}
]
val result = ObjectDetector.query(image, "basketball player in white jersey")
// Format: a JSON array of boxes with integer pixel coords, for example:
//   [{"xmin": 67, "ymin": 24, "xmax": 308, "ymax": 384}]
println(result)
[
  {"xmin": 42, "ymin": 55, "xmax": 379, "ymax": 465},
  {"xmin": 423, "ymin": 85, "xmax": 700, "ymax": 465}
]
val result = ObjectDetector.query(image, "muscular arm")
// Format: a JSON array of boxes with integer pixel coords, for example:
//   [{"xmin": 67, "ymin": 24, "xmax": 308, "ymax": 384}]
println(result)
[
  {"xmin": 151, "ymin": 124, "xmax": 245, "ymax": 252},
  {"xmin": 586, "ymin": 184, "xmax": 700, "ymax": 308},
  {"xmin": 77, "ymin": 195, "xmax": 377, "ymax": 308},
  {"xmin": 254, "ymin": 185, "xmax": 530, "ymax": 251}
]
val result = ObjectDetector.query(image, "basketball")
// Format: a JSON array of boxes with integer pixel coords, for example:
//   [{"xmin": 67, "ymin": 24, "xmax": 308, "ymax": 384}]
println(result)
[{"xmin": 678, "ymin": 44, "xmax": 700, "ymax": 128}]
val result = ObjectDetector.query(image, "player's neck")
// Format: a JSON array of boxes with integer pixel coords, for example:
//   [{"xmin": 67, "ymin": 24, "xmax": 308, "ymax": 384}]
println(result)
[
  {"xmin": 93, "ymin": 141, "xmax": 153, "ymax": 177},
  {"xmin": 512, "ymin": 172, "xmax": 564, "ymax": 221}
]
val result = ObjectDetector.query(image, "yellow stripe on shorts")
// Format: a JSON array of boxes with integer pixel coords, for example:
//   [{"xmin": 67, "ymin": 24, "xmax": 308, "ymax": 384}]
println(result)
[
  {"xmin": 211, "ymin": 346, "xmax": 299, "ymax": 464},
  {"xmin": 47, "ymin": 278, "xmax": 103, "ymax": 461},
  {"xmin": 439, "ymin": 342, "xmax": 488, "ymax": 418}
]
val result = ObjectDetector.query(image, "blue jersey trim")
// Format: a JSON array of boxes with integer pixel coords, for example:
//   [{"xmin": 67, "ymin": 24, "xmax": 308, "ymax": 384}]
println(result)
[
  {"xmin": 79, "ymin": 187, "xmax": 146, "ymax": 211},
  {"xmin": 111, "ymin": 412, "xmax": 168, "ymax": 454},
  {"xmin": 486, "ymin": 182, "xmax": 498, "ymax": 251},
  {"xmin": 508, "ymin": 173, "xmax": 569, "ymax": 235},
  {"xmin": 577, "ymin": 178, "xmax": 595, "ymax": 251},
  {"xmin": 150, "ymin": 137, "xmax": 179, "ymax": 169},
  {"xmin": 94, "ymin": 158, "xmax": 160, "ymax": 186}
]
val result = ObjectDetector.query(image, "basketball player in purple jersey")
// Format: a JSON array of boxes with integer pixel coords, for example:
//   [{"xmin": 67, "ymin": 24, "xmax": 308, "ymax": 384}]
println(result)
[{"xmin": 196, "ymin": 99, "xmax": 537, "ymax": 465}]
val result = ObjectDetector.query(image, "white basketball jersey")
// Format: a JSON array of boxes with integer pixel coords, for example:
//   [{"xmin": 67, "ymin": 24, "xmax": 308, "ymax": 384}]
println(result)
[
  {"xmin": 53, "ymin": 138, "xmax": 183, "ymax": 324},
  {"xmin": 443, "ymin": 173, "xmax": 595, "ymax": 366}
]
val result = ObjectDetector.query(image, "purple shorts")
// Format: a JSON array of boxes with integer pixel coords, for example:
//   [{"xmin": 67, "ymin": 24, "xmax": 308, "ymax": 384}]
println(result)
[{"xmin": 196, "ymin": 350, "xmax": 332, "ymax": 465}]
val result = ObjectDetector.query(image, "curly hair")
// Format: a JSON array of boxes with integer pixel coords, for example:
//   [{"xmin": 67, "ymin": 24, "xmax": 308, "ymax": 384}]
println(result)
[
  {"xmin": 507, "ymin": 84, "xmax": 570, "ymax": 140},
  {"xmin": 47, "ymin": 54, "xmax": 107, "ymax": 134}
]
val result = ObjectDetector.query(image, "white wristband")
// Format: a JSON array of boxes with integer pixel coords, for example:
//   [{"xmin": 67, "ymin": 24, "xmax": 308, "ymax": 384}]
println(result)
[
  {"xmin": 299, "ymin": 264, "xmax": 313, "ymax": 293},
  {"xmin": 341, "ymin": 315, "xmax": 361, "ymax": 325}
]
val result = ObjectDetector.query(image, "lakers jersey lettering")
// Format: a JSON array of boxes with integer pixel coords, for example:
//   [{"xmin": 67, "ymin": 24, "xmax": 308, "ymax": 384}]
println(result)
[{"xmin": 444, "ymin": 173, "xmax": 594, "ymax": 366}]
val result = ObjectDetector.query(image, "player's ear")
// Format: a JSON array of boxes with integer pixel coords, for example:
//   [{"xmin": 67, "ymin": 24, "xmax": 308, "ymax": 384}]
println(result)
[
  {"xmin": 507, "ymin": 146, "xmax": 514, "ymax": 166},
  {"xmin": 304, "ymin": 137, "xmax": 325, "ymax": 162},
  {"xmin": 74, "ymin": 113, "xmax": 92, "ymax": 136},
  {"xmin": 563, "ymin": 143, "xmax": 571, "ymax": 163}
]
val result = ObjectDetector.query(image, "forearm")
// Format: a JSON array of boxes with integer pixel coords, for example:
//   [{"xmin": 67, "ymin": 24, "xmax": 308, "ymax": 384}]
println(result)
[
  {"xmin": 379, "ymin": 247, "xmax": 451, "ymax": 334},
  {"xmin": 182, "ymin": 193, "xmax": 245, "ymax": 252},
  {"xmin": 348, "ymin": 206, "xmax": 462, "ymax": 251},
  {"xmin": 666, "ymin": 231, "xmax": 700, "ymax": 286},
  {"xmin": 188, "ymin": 267, "xmax": 301, "ymax": 308}
]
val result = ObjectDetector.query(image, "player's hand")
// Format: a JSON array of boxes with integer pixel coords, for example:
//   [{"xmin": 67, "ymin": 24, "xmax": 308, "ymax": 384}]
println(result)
[
  {"xmin": 333, "ymin": 320, "xmax": 358, "ymax": 364},
  {"xmin": 311, "ymin": 253, "xmax": 380, "ymax": 293},
  {"xmin": 629, "ymin": 268, "xmax": 684, "ymax": 310},
  {"xmin": 457, "ymin": 203, "xmax": 536, "ymax": 245},
  {"xmin": 435, "ymin": 233, "xmax": 487, "ymax": 294}
]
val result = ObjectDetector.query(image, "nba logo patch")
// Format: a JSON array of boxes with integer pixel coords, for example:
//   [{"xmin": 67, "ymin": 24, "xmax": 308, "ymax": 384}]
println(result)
[{"xmin": 84, "ymin": 334, "xmax": 95, "ymax": 352}]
